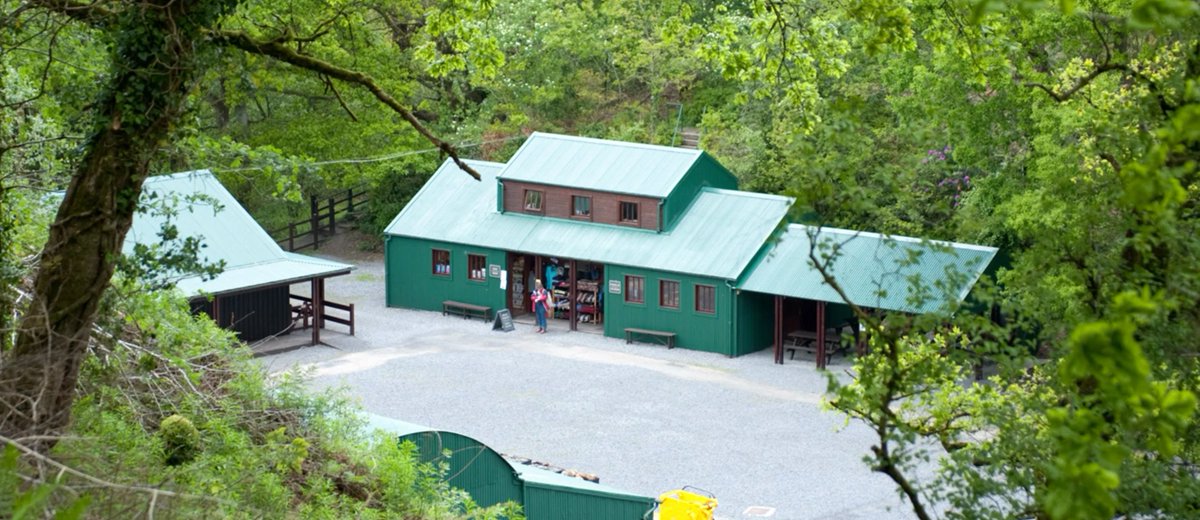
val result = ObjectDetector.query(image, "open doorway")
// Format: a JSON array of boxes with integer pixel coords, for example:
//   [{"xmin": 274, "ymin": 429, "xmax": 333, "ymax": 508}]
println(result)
[
  {"xmin": 508, "ymin": 256, "xmax": 604, "ymax": 334},
  {"xmin": 506, "ymin": 252, "xmax": 537, "ymax": 317}
]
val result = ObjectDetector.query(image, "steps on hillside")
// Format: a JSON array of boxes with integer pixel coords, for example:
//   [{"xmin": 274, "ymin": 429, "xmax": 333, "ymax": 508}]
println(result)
[{"xmin": 679, "ymin": 127, "xmax": 701, "ymax": 149}]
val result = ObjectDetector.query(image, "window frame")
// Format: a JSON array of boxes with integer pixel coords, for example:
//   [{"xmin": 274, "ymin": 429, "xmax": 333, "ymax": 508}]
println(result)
[
  {"xmin": 571, "ymin": 195, "xmax": 592, "ymax": 220},
  {"xmin": 624, "ymin": 275, "xmax": 645, "ymax": 304},
  {"xmin": 432, "ymin": 249, "xmax": 451, "ymax": 277},
  {"xmin": 467, "ymin": 253, "xmax": 487, "ymax": 282},
  {"xmin": 523, "ymin": 189, "xmax": 544, "ymax": 213},
  {"xmin": 694, "ymin": 284, "xmax": 716, "ymax": 315},
  {"xmin": 619, "ymin": 201, "xmax": 640, "ymax": 225},
  {"xmin": 659, "ymin": 279, "xmax": 680, "ymax": 310}
]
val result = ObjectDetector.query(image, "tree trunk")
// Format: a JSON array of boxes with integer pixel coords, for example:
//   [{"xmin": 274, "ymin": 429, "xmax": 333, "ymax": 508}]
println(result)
[{"xmin": 0, "ymin": 0, "xmax": 232, "ymax": 443}]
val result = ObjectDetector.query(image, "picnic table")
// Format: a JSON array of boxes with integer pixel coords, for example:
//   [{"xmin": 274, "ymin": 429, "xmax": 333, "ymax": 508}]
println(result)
[{"xmin": 785, "ymin": 329, "xmax": 843, "ymax": 362}]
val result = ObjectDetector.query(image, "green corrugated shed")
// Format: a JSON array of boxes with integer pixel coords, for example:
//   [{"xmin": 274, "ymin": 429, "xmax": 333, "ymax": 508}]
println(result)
[
  {"xmin": 497, "ymin": 132, "xmax": 733, "ymax": 198},
  {"xmin": 384, "ymin": 159, "xmax": 788, "ymax": 280},
  {"xmin": 365, "ymin": 414, "xmax": 655, "ymax": 519},
  {"xmin": 127, "ymin": 170, "xmax": 352, "ymax": 297},
  {"xmin": 738, "ymin": 225, "xmax": 998, "ymax": 314}
]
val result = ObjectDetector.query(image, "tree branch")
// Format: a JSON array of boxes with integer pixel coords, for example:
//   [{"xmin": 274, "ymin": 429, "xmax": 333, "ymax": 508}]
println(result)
[
  {"xmin": 30, "ymin": 0, "xmax": 114, "ymax": 25},
  {"xmin": 322, "ymin": 75, "xmax": 359, "ymax": 122},
  {"xmin": 1023, "ymin": 62, "xmax": 1124, "ymax": 103},
  {"xmin": 208, "ymin": 29, "xmax": 480, "ymax": 180}
]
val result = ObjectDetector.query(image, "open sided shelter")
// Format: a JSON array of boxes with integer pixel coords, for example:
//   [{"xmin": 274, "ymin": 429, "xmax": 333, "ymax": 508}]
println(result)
[
  {"xmin": 739, "ymin": 224, "xmax": 998, "ymax": 366},
  {"xmin": 124, "ymin": 171, "xmax": 353, "ymax": 344}
]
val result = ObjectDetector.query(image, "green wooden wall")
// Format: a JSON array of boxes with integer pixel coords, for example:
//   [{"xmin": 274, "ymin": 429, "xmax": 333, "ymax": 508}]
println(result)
[
  {"xmin": 523, "ymin": 483, "xmax": 655, "ymax": 520},
  {"xmin": 734, "ymin": 289, "xmax": 775, "ymax": 356},
  {"xmin": 385, "ymin": 235, "xmax": 507, "ymax": 312},
  {"xmin": 660, "ymin": 152, "xmax": 739, "ymax": 231},
  {"xmin": 601, "ymin": 264, "xmax": 735, "ymax": 355}
]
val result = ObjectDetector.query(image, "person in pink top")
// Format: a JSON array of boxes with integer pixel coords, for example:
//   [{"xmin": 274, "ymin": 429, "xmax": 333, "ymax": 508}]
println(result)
[{"xmin": 531, "ymin": 279, "xmax": 551, "ymax": 333}]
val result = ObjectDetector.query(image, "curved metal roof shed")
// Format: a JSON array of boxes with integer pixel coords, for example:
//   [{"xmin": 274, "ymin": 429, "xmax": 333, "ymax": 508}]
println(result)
[{"xmin": 366, "ymin": 414, "xmax": 655, "ymax": 519}]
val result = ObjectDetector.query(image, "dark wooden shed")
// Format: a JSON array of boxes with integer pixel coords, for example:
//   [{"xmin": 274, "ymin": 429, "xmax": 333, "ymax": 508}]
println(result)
[{"xmin": 126, "ymin": 171, "xmax": 353, "ymax": 345}]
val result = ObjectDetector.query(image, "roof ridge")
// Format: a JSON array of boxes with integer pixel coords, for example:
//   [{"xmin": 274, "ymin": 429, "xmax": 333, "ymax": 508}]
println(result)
[
  {"xmin": 701, "ymin": 187, "xmax": 794, "ymax": 203},
  {"xmin": 787, "ymin": 224, "xmax": 998, "ymax": 252},
  {"xmin": 526, "ymin": 131, "xmax": 702, "ymax": 156},
  {"xmin": 144, "ymin": 169, "xmax": 213, "ymax": 183}
]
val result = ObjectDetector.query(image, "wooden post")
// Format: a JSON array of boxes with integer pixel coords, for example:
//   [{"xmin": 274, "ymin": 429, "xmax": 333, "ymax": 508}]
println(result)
[
  {"xmin": 212, "ymin": 296, "xmax": 222, "ymax": 328},
  {"xmin": 309, "ymin": 195, "xmax": 319, "ymax": 250},
  {"xmin": 347, "ymin": 188, "xmax": 355, "ymax": 213},
  {"xmin": 288, "ymin": 223, "xmax": 295, "ymax": 252},
  {"xmin": 816, "ymin": 301, "xmax": 827, "ymax": 369},
  {"xmin": 327, "ymin": 197, "xmax": 335, "ymax": 235},
  {"xmin": 774, "ymin": 295, "xmax": 783, "ymax": 364},
  {"xmin": 349, "ymin": 303, "xmax": 355, "ymax": 336},
  {"xmin": 569, "ymin": 259, "xmax": 577, "ymax": 331},
  {"xmin": 310, "ymin": 278, "xmax": 320, "ymax": 346}
]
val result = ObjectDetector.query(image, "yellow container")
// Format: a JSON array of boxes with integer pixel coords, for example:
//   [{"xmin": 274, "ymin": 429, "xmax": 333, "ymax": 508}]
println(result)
[{"xmin": 656, "ymin": 489, "xmax": 717, "ymax": 520}]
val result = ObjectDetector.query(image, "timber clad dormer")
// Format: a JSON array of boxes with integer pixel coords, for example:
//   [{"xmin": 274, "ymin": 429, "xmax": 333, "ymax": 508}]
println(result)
[
  {"xmin": 493, "ymin": 133, "xmax": 739, "ymax": 231},
  {"xmin": 501, "ymin": 180, "xmax": 661, "ymax": 230}
]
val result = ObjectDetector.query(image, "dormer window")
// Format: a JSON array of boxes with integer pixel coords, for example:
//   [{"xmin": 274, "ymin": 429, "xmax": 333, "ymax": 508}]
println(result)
[
  {"xmin": 572, "ymin": 195, "xmax": 592, "ymax": 219},
  {"xmin": 524, "ymin": 189, "xmax": 543, "ymax": 212},
  {"xmin": 619, "ymin": 201, "xmax": 639, "ymax": 224}
]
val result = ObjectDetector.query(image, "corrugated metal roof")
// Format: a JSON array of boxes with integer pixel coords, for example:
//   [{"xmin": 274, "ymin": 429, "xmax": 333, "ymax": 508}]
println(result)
[
  {"xmin": 385, "ymin": 159, "xmax": 792, "ymax": 280},
  {"xmin": 516, "ymin": 465, "xmax": 650, "ymax": 500},
  {"xmin": 497, "ymin": 132, "xmax": 706, "ymax": 197},
  {"xmin": 124, "ymin": 170, "xmax": 352, "ymax": 297},
  {"xmin": 738, "ymin": 225, "xmax": 997, "ymax": 314}
]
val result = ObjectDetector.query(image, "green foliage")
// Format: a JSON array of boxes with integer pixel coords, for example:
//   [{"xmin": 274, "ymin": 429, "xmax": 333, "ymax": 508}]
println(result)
[
  {"xmin": 0, "ymin": 445, "xmax": 91, "ymax": 520},
  {"xmin": 1041, "ymin": 291, "xmax": 1196, "ymax": 519},
  {"xmin": 367, "ymin": 167, "xmax": 434, "ymax": 234},
  {"xmin": 8, "ymin": 281, "xmax": 516, "ymax": 518},
  {"xmin": 160, "ymin": 415, "xmax": 202, "ymax": 466}
]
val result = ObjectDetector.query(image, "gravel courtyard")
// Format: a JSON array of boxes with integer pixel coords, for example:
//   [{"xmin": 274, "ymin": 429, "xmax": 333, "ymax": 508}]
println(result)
[{"xmin": 258, "ymin": 256, "xmax": 928, "ymax": 519}]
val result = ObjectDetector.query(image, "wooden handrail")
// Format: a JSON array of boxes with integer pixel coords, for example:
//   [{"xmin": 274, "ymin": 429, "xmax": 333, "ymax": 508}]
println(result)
[
  {"xmin": 289, "ymin": 294, "xmax": 354, "ymax": 336},
  {"xmin": 270, "ymin": 184, "xmax": 370, "ymax": 252}
]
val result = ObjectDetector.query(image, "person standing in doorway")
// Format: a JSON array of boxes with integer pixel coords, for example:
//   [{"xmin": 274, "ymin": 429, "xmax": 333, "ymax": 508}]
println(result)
[{"xmin": 531, "ymin": 279, "xmax": 550, "ymax": 333}]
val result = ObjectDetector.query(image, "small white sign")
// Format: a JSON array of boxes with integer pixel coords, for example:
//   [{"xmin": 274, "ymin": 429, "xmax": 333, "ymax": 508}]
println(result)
[
  {"xmin": 489, "ymin": 264, "xmax": 501, "ymax": 277},
  {"xmin": 500, "ymin": 270, "xmax": 508, "ymax": 290},
  {"xmin": 608, "ymin": 279, "xmax": 621, "ymax": 294}
]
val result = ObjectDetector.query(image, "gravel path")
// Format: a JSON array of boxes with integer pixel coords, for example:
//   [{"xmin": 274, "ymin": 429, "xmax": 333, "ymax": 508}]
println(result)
[{"xmin": 259, "ymin": 257, "xmax": 930, "ymax": 519}]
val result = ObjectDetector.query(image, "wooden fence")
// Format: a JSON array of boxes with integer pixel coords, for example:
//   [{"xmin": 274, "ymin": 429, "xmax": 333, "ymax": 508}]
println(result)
[
  {"xmin": 272, "ymin": 187, "xmax": 369, "ymax": 252},
  {"xmin": 289, "ymin": 294, "xmax": 355, "ymax": 336}
]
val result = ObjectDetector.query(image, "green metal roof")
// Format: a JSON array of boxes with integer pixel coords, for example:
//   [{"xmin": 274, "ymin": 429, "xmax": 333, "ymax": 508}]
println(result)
[
  {"xmin": 124, "ymin": 170, "xmax": 353, "ymax": 297},
  {"xmin": 497, "ymin": 132, "xmax": 711, "ymax": 197},
  {"xmin": 738, "ymin": 225, "xmax": 997, "ymax": 314},
  {"xmin": 516, "ymin": 465, "xmax": 651, "ymax": 501},
  {"xmin": 385, "ymin": 159, "xmax": 792, "ymax": 280}
]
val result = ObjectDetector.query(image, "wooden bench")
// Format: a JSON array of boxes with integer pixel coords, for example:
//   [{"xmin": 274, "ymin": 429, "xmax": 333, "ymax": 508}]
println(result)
[
  {"xmin": 624, "ymin": 327, "xmax": 675, "ymax": 349},
  {"xmin": 442, "ymin": 300, "xmax": 492, "ymax": 322}
]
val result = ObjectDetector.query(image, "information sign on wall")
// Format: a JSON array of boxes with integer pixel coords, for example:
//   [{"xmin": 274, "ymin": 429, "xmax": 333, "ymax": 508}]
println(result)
[{"xmin": 608, "ymin": 279, "xmax": 621, "ymax": 294}]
